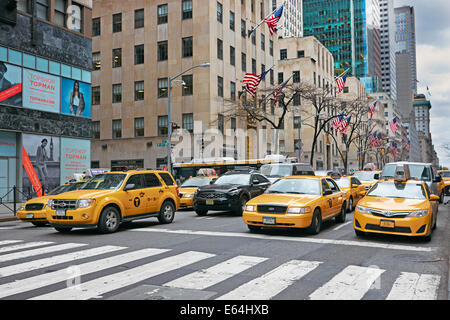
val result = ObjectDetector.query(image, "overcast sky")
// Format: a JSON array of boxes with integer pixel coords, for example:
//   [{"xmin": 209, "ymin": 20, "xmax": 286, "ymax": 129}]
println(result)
[{"xmin": 395, "ymin": 0, "xmax": 450, "ymax": 168}]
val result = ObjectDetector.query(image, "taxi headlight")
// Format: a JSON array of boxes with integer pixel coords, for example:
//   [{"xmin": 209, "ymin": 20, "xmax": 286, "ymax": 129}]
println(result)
[
  {"xmin": 408, "ymin": 210, "xmax": 429, "ymax": 217},
  {"xmin": 18, "ymin": 205, "xmax": 25, "ymax": 211},
  {"xmin": 48, "ymin": 199, "xmax": 54, "ymax": 208},
  {"xmin": 77, "ymin": 199, "xmax": 94, "ymax": 208},
  {"xmin": 184, "ymin": 193, "xmax": 194, "ymax": 198},
  {"xmin": 245, "ymin": 205, "xmax": 257, "ymax": 212},
  {"xmin": 356, "ymin": 205, "xmax": 371, "ymax": 214},
  {"xmin": 287, "ymin": 206, "xmax": 312, "ymax": 214}
]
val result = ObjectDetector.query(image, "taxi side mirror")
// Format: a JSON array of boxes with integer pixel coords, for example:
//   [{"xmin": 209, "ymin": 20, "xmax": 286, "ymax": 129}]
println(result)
[
  {"xmin": 123, "ymin": 184, "xmax": 135, "ymax": 191},
  {"xmin": 430, "ymin": 195, "xmax": 440, "ymax": 201},
  {"xmin": 323, "ymin": 190, "xmax": 333, "ymax": 196},
  {"xmin": 374, "ymin": 173, "xmax": 379, "ymax": 180}
]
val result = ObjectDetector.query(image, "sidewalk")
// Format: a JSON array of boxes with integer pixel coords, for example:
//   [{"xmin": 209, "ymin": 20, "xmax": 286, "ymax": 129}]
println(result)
[{"xmin": 0, "ymin": 203, "xmax": 19, "ymax": 222}]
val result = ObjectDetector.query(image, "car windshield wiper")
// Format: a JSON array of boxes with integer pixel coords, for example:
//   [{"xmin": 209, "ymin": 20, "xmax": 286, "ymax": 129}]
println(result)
[
  {"xmin": 268, "ymin": 190, "xmax": 283, "ymax": 194},
  {"xmin": 288, "ymin": 192, "xmax": 307, "ymax": 194}
]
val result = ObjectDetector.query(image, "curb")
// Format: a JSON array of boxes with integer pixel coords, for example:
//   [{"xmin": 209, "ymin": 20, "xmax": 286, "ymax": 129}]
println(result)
[{"xmin": 0, "ymin": 217, "xmax": 18, "ymax": 222}]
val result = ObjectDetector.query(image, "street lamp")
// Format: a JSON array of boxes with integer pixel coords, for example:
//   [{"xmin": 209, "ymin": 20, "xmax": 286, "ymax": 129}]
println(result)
[{"xmin": 167, "ymin": 63, "xmax": 210, "ymax": 173}]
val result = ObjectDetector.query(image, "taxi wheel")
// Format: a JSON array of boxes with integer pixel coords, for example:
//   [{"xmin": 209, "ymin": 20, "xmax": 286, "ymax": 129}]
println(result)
[
  {"xmin": 335, "ymin": 203, "xmax": 347, "ymax": 223},
  {"xmin": 248, "ymin": 225, "xmax": 261, "ymax": 232},
  {"xmin": 233, "ymin": 195, "xmax": 249, "ymax": 216},
  {"xmin": 355, "ymin": 229, "xmax": 365, "ymax": 237},
  {"xmin": 306, "ymin": 208, "xmax": 322, "ymax": 235},
  {"xmin": 347, "ymin": 197, "xmax": 354, "ymax": 213},
  {"xmin": 439, "ymin": 193, "xmax": 443, "ymax": 204},
  {"xmin": 158, "ymin": 201, "xmax": 175, "ymax": 224},
  {"xmin": 98, "ymin": 206, "xmax": 121, "ymax": 234},
  {"xmin": 195, "ymin": 209, "xmax": 208, "ymax": 216}
]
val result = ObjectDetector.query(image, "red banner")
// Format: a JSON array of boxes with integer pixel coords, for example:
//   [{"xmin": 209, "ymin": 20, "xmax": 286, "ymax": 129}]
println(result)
[
  {"xmin": 22, "ymin": 146, "xmax": 43, "ymax": 197},
  {"xmin": 0, "ymin": 83, "xmax": 22, "ymax": 103}
]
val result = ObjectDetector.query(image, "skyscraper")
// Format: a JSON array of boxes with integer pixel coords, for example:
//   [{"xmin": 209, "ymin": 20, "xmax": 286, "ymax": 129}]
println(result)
[
  {"xmin": 379, "ymin": 0, "xmax": 397, "ymax": 102},
  {"xmin": 272, "ymin": 0, "xmax": 303, "ymax": 38}
]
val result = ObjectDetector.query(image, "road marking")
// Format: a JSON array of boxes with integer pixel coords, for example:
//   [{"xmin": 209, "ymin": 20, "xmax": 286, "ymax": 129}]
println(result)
[
  {"xmin": 0, "ymin": 248, "xmax": 169, "ymax": 299},
  {"xmin": 30, "ymin": 251, "xmax": 215, "ymax": 300},
  {"xmin": 0, "ymin": 243, "xmax": 88, "ymax": 263},
  {"xmin": 309, "ymin": 265, "xmax": 384, "ymax": 300},
  {"xmin": 216, "ymin": 260, "xmax": 321, "ymax": 300},
  {"xmin": 0, "ymin": 226, "xmax": 26, "ymax": 230},
  {"xmin": 0, "ymin": 241, "xmax": 54, "ymax": 254},
  {"xmin": 0, "ymin": 240, "xmax": 23, "ymax": 246},
  {"xmin": 131, "ymin": 228, "xmax": 437, "ymax": 252},
  {"xmin": 164, "ymin": 255, "xmax": 268, "ymax": 290},
  {"xmin": 333, "ymin": 221, "xmax": 352, "ymax": 231},
  {"xmin": 386, "ymin": 272, "xmax": 441, "ymax": 300},
  {"xmin": 0, "ymin": 245, "xmax": 125, "ymax": 278}
]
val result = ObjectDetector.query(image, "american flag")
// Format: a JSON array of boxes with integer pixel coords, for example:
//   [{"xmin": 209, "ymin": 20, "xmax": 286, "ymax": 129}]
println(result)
[
  {"xmin": 389, "ymin": 117, "xmax": 398, "ymax": 133},
  {"xmin": 243, "ymin": 69, "xmax": 270, "ymax": 97},
  {"xmin": 336, "ymin": 72, "xmax": 348, "ymax": 93},
  {"xmin": 369, "ymin": 131, "xmax": 377, "ymax": 147},
  {"xmin": 390, "ymin": 142, "xmax": 398, "ymax": 158},
  {"xmin": 369, "ymin": 101, "xmax": 377, "ymax": 119},
  {"xmin": 264, "ymin": 5, "xmax": 284, "ymax": 36},
  {"xmin": 333, "ymin": 112, "xmax": 344, "ymax": 130},
  {"xmin": 340, "ymin": 116, "xmax": 351, "ymax": 134}
]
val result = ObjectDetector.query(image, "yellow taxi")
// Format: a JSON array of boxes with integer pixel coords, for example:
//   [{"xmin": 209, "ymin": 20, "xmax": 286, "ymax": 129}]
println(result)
[
  {"xmin": 353, "ymin": 170, "xmax": 381, "ymax": 191},
  {"xmin": 332, "ymin": 176, "xmax": 367, "ymax": 212},
  {"xmin": 354, "ymin": 165, "xmax": 438, "ymax": 241},
  {"xmin": 242, "ymin": 176, "xmax": 347, "ymax": 235},
  {"xmin": 17, "ymin": 180, "xmax": 86, "ymax": 227},
  {"xmin": 45, "ymin": 170, "xmax": 180, "ymax": 234},
  {"xmin": 179, "ymin": 176, "xmax": 217, "ymax": 208},
  {"xmin": 437, "ymin": 170, "xmax": 450, "ymax": 203}
]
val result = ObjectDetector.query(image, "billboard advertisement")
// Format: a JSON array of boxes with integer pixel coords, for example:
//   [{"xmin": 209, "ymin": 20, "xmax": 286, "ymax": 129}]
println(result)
[
  {"xmin": 60, "ymin": 137, "xmax": 91, "ymax": 184},
  {"xmin": 0, "ymin": 61, "xmax": 22, "ymax": 106},
  {"xmin": 22, "ymin": 68, "xmax": 60, "ymax": 113},
  {"xmin": 61, "ymin": 77, "xmax": 91, "ymax": 118},
  {"xmin": 22, "ymin": 134, "xmax": 60, "ymax": 198}
]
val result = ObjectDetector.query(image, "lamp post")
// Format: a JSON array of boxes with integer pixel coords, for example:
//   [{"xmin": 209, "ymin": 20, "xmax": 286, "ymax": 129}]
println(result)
[{"xmin": 167, "ymin": 63, "xmax": 210, "ymax": 174}]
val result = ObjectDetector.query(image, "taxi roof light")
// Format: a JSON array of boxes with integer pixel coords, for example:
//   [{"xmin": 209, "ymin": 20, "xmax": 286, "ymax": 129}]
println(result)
[{"xmin": 394, "ymin": 164, "xmax": 411, "ymax": 182}]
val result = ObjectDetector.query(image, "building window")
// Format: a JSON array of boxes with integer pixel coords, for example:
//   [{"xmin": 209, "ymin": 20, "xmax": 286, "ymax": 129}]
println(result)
[
  {"xmin": 158, "ymin": 4, "xmax": 168, "ymax": 24},
  {"xmin": 158, "ymin": 78, "xmax": 168, "ymax": 98},
  {"xmin": 252, "ymin": 59, "xmax": 256, "ymax": 74},
  {"xmin": 36, "ymin": 0, "xmax": 49, "ymax": 21},
  {"xmin": 270, "ymin": 69, "xmax": 274, "ymax": 85},
  {"xmin": 217, "ymin": 39, "xmax": 223, "ymax": 60},
  {"xmin": 261, "ymin": 34, "xmax": 265, "ymax": 51},
  {"xmin": 182, "ymin": 37, "xmax": 193, "ymax": 57},
  {"xmin": 297, "ymin": 50, "xmax": 305, "ymax": 58},
  {"xmin": 112, "ymin": 48, "xmax": 121, "ymax": 68},
  {"xmin": 241, "ymin": 19, "xmax": 246, "ymax": 38},
  {"xmin": 269, "ymin": 40, "xmax": 273, "ymax": 56},
  {"xmin": 92, "ymin": 86, "xmax": 100, "ymax": 105},
  {"xmin": 343, "ymin": 87, "xmax": 349, "ymax": 93},
  {"xmin": 112, "ymin": 84, "xmax": 122, "ymax": 103},
  {"xmin": 135, "ymin": 9, "xmax": 144, "ymax": 28},
  {"xmin": 293, "ymin": 93, "xmax": 301, "ymax": 106},
  {"xmin": 241, "ymin": 52, "xmax": 246, "ymax": 72},
  {"xmin": 134, "ymin": 44, "xmax": 144, "ymax": 65},
  {"xmin": 112, "ymin": 119, "xmax": 122, "ymax": 139},
  {"xmin": 182, "ymin": 113, "xmax": 194, "ymax": 133},
  {"xmin": 92, "ymin": 52, "xmax": 101, "ymax": 70},
  {"xmin": 230, "ymin": 81, "xmax": 236, "ymax": 101},
  {"xmin": 113, "ymin": 13, "xmax": 122, "ymax": 33},
  {"xmin": 135, "ymin": 117, "xmax": 145, "ymax": 137},
  {"xmin": 158, "ymin": 41, "xmax": 168, "ymax": 61},
  {"xmin": 280, "ymin": 49, "xmax": 287, "ymax": 60},
  {"xmin": 231, "ymin": 117, "xmax": 236, "ymax": 131},
  {"xmin": 293, "ymin": 71, "xmax": 300, "ymax": 83},
  {"xmin": 158, "ymin": 116, "xmax": 168, "ymax": 136},
  {"xmin": 230, "ymin": 11, "xmax": 235, "ymax": 31},
  {"xmin": 278, "ymin": 72, "xmax": 283, "ymax": 84},
  {"xmin": 54, "ymin": 0, "xmax": 67, "ymax": 27},
  {"xmin": 71, "ymin": 3, "xmax": 82, "ymax": 32},
  {"xmin": 92, "ymin": 121, "xmax": 100, "ymax": 139},
  {"xmin": 229, "ymin": 46, "xmax": 235, "ymax": 65},
  {"xmin": 182, "ymin": 0, "xmax": 192, "ymax": 19},
  {"xmin": 251, "ymin": 32, "xmax": 256, "ymax": 45},
  {"xmin": 294, "ymin": 116, "xmax": 301, "ymax": 129},
  {"xmin": 135, "ymin": 81, "xmax": 144, "ymax": 101},
  {"xmin": 92, "ymin": 17, "xmax": 100, "ymax": 36},
  {"xmin": 218, "ymin": 114, "xmax": 224, "ymax": 134},
  {"xmin": 218, "ymin": 76, "xmax": 223, "ymax": 97},
  {"xmin": 217, "ymin": 2, "xmax": 223, "ymax": 23},
  {"xmin": 182, "ymin": 75, "xmax": 193, "ymax": 96}
]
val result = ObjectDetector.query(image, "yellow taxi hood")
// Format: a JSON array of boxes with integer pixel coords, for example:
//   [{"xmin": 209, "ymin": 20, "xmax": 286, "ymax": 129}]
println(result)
[
  {"xmin": 248, "ymin": 193, "xmax": 322, "ymax": 206},
  {"xmin": 444, "ymin": 180, "xmax": 450, "ymax": 186},
  {"xmin": 179, "ymin": 187, "xmax": 198, "ymax": 194},
  {"xmin": 358, "ymin": 196, "xmax": 429, "ymax": 211},
  {"xmin": 48, "ymin": 189, "xmax": 117, "ymax": 199},
  {"xmin": 24, "ymin": 195, "xmax": 52, "ymax": 204}
]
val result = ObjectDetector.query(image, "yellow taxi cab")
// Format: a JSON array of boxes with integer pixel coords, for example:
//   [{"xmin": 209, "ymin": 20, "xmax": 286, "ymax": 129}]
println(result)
[
  {"xmin": 332, "ymin": 176, "xmax": 367, "ymax": 212},
  {"xmin": 353, "ymin": 170, "xmax": 381, "ymax": 191},
  {"xmin": 45, "ymin": 170, "xmax": 180, "ymax": 234},
  {"xmin": 437, "ymin": 170, "xmax": 450, "ymax": 203},
  {"xmin": 354, "ymin": 164, "xmax": 438, "ymax": 241},
  {"xmin": 242, "ymin": 176, "xmax": 347, "ymax": 235},
  {"xmin": 16, "ymin": 180, "xmax": 87, "ymax": 227},
  {"xmin": 179, "ymin": 176, "xmax": 217, "ymax": 208}
]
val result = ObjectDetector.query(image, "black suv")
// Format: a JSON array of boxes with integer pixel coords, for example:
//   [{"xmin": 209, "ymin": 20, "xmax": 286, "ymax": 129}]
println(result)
[{"xmin": 193, "ymin": 171, "xmax": 271, "ymax": 216}]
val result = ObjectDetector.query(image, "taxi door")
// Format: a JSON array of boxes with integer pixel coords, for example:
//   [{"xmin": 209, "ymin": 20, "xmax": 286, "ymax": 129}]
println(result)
[
  {"xmin": 122, "ymin": 174, "xmax": 148, "ymax": 218},
  {"xmin": 350, "ymin": 177, "xmax": 365, "ymax": 203},
  {"xmin": 143, "ymin": 173, "xmax": 165, "ymax": 213},
  {"xmin": 326, "ymin": 178, "xmax": 344, "ymax": 216},
  {"xmin": 321, "ymin": 179, "xmax": 335, "ymax": 219}
]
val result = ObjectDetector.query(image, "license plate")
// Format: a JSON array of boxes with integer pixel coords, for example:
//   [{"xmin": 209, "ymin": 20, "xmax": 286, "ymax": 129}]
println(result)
[
  {"xmin": 263, "ymin": 216, "xmax": 275, "ymax": 225},
  {"xmin": 26, "ymin": 213, "xmax": 34, "ymax": 219},
  {"xmin": 206, "ymin": 200, "xmax": 214, "ymax": 205},
  {"xmin": 56, "ymin": 209, "xmax": 66, "ymax": 217},
  {"xmin": 380, "ymin": 220, "xmax": 395, "ymax": 228}
]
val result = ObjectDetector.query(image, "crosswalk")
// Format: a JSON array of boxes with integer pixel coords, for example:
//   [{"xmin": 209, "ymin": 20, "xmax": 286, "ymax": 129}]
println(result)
[{"xmin": 0, "ymin": 240, "xmax": 442, "ymax": 300}]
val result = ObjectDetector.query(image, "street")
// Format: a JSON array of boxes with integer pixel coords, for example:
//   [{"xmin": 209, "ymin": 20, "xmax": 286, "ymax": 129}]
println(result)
[{"xmin": 0, "ymin": 203, "xmax": 448, "ymax": 301}]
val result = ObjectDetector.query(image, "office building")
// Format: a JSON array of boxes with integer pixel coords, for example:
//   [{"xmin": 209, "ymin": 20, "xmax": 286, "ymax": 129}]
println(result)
[
  {"xmin": 379, "ymin": 0, "xmax": 396, "ymax": 101},
  {"xmin": 272, "ymin": 0, "xmax": 303, "ymax": 38}
]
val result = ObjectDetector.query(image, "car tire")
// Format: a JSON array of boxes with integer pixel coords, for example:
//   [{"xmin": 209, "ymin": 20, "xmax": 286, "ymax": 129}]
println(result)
[
  {"xmin": 439, "ymin": 192, "xmax": 444, "ymax": 204},
  {"xmin": 97, "ymin": 206, "xmax": 121, "ymax": 234},
  {"xmin": 54, "ymin": 226, "xmax": 72, "ymax": 233},
  {"xmin": 355, "ymin": 229, "xmax": 365, "ymax": 237},
  {"xmin": 347, "ymin": 197, "xmax": 354, "ymax": 213},
  {"xmin": 233, "ymin": 195, "xmax": 249, "ymax": 216},
  {"xmin": 195, "ymin": 209, "xmax": 208, "ymax": 216},
  {"xmin": 247, "ymin": 225, "xmax": 261, "ymax": 232},
  {"xmin": 306, "ymin": 208, "xmax": 322, "ymax": 235},
  {"xmin": 158, "ymin": 200, "xmax": 175, "ymax": 224},
  {"xmin": 31, "ymin": 221, "xmax": 48, "ymax": 227},
  {"xmin": 335, "ymin": 203, "xmax": 347, "ymax": 223}
]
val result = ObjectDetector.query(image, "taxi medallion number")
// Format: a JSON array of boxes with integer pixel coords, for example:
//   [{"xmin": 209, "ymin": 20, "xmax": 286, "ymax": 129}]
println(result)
[
  {"xmin": 56, "ymin": 209, "xmax": 66, "ymax": 217},
  {"xmin": 380, "ymin": 220, "xmax": 395, "ymax": 228},
  {"xmin": 263, "ymin": 216, "xmax": 276, "ymax": 225}
]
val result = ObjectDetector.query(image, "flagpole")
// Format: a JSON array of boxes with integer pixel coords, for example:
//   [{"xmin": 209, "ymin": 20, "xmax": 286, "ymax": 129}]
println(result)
[
  {"xmin": 248, "ymin": 1, "xmax": 285, "ymax": 37},
  {"xmin": 334, "ymin": 68, "xmax": 351, "ymax": 80}
]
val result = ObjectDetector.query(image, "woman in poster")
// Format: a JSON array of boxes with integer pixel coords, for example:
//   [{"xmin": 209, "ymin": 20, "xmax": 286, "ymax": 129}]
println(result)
[{"xmin": 69, "ymin": 80, "xmax": 85, "ymax": 116}]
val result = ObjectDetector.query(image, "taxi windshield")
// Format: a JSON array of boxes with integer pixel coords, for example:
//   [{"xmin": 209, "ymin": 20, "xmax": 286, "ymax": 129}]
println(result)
[
  {"xmin": 260, "ymin": 165, "xmax": 292, "ymax": 178},
  {"xmin": 181, "ymin": 178, "xmax": 213, "ymax": 187},
  {"xmin": 354, "ymin": 172, "xmax": 376, "ymax": 181},
  {"xmin": 81, "ymin": 174, "xmax": 126, "ymax": 190},
  {"xmin": 367, "ymin": 182, "xmax": 427, "ymax": 200},
  {"xmin": 440, "ymin": 171, "xmax": 450, "ymax": 178},
  {"xmin": 334, "ymin": 178, "xmax": 350, "ymax": 188},
  {"xmin": 47, "ymin": 185, "xmax": 70, "ymax": 195},
  {"xmin": 266, "ymin": 179, "xmax": 321, "ymax": 195}
]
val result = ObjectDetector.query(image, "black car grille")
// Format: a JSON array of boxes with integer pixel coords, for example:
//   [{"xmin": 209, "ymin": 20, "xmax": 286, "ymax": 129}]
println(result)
[
  {"xmin": 198, "ymin": 192, "xmax": 225, "ymax": 199},
  {"xmin": 51, "ymin": 200, "xmax": 77, "ymax": 210},
  {"xmin": 365, "ymin": 224, "xmax": 411, "ymax": 234},
  {"xmin": 257, "ymin": 205, "xmax": 288, "ymax": 214},
  {"xmin": 25, "ymin": 203, "xmax": 45, "ymax": 211}
]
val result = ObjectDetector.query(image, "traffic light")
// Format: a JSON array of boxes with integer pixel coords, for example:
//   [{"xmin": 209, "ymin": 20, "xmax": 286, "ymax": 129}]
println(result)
[{"xmin": 0, "ymin": 0, "xmax": 17, "ymax": 26}]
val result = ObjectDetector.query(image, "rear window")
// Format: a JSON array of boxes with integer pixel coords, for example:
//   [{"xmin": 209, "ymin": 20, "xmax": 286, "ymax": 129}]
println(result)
[{"xmin": 158, "ymin": 172, "xmax": 175, "ymax": 186}]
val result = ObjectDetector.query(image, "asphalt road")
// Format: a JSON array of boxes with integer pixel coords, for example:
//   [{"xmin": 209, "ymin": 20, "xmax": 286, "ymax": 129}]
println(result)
[{"xmin": 0, "ymin": 203, "xmax": 448, "ymax": 301}]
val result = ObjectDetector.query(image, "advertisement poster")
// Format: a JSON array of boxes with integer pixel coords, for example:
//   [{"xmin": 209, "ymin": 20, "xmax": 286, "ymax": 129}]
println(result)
[
  {"xmin": 22, "ymin": 68, "xmax": 60, "ymax": 113},
  {"xmin": 60, "ymin": 137, "xmax": 91, "ymax": 184},
  {"xmin": 22, "ymin": 134, "xmax": 60, "ymax": 198},
  {"xmin": 61, "ymin": 77, "xmax": 91, "ymax": 118},
  {"xmin": 0, "ymin": 131, "xmax": 17, "ymax": 157},
  {"xmin": 0, "ymin": 61, "xmax": 22, "ymax": 106}
]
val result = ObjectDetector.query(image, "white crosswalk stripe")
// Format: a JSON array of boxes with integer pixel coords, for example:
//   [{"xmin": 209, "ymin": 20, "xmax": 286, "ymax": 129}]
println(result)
[
  {"xmin": 0, "ymin": 241, "xmax": 54, "ymax": 254},
  {"xmin": 0, "ymin": 240, "xmax": 23, "ymax": 246},
  {"xmin": 0, "ymin": 243, "xmax": 88, "ymax": 263},
  {"xmin": 164, "ymin": 255, "xmax": 268, "ymax": 290},
  {"xmin": 216, "ymin": 260, "xmax": 322, "ymax": 300},
  {"xmin": 386, "ymin": 272, "xmax": 441, "ymax": 300},
  {"xmin": 309, "ymin": 265, "xmax": 385, "ymax": 300}
]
